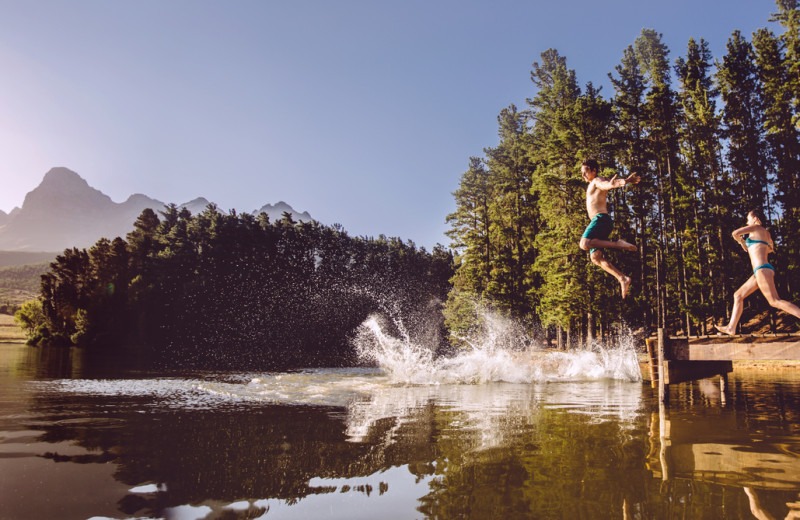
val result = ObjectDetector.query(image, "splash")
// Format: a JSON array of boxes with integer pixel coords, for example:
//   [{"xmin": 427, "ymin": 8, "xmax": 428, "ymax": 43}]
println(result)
[{"xmin": 352, "ymin": 311, "xmax": 642, "ymax": 385}]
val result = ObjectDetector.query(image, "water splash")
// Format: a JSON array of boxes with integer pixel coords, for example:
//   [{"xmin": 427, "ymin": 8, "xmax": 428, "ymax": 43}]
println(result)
[{"xmin": 352, "ymin": 311, "xmax": 642, "ymax": 385}]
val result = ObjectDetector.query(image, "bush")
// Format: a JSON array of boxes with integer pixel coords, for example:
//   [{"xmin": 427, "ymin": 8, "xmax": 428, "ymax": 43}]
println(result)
[{"xmin": 14, "ymin": 300, "xmax": 45, "ymax": 343}]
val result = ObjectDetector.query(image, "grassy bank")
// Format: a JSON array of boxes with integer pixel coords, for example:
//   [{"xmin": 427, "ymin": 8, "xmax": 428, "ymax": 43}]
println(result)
[
  {"xmin": 0, "ymin": 314, "xmax": 26, "ymax": 343},
  {"xmin": 0, "ymin": 261, "xmax": 48, "ymax": 310}
]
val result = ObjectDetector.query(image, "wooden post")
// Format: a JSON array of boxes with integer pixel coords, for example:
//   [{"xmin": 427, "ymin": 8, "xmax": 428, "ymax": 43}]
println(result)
[
  {"xmin": 645, "ymin": 337, "xmax": 658, "ymax": 389},
  {"xmin": 658, "ymin": 328, "xmax": 669, "ymax": 404},
  {"xmin": 658, "ymin": 401, "xmax": 671, "ymax": 481},
  {"xmin": 720, "ymin": 373, "xmax": 728, "ymax": 406}
]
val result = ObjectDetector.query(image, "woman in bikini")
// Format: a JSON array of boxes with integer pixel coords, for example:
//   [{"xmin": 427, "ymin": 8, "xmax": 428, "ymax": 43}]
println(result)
[{"xmin": 716, "ymin": 209, "xmax": 800, "ymax": 335}]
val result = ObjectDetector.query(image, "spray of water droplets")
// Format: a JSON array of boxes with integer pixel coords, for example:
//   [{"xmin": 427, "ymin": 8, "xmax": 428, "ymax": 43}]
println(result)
[{"xmin": 352, "ymin": 310, "xmax": 642, "ymax": 385}]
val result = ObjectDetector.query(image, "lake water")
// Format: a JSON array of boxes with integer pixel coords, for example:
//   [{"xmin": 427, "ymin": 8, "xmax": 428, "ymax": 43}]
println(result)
[{"xmin": 1, "ymin": 333, "xmax": 800, "ymax": 519}]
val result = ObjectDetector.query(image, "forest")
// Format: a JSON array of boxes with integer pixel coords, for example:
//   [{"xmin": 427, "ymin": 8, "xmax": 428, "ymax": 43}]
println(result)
[
  {"xmin": 17, "ymin": 1, "xmax": 800, "ymax": 360},
  {"xmin": 444, "ymin": 1, "xmax": 800, "ymax": 347},
  {"xmin": 18, "ymin": 206, "xmax": 452, "ymax": 368}
]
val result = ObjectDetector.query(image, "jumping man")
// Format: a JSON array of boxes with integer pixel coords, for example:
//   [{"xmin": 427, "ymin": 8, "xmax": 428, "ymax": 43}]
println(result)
[{"xmin": 579, "ymin": 159, "xmax": 640, "ymax": 299}]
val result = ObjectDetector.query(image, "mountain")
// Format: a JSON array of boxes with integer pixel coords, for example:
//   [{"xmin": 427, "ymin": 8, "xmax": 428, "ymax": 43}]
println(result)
[
  {"xmin": 180, "ymin": 197, "xmax": 213, "ymax": 216},
  {"xmin": 254, "ymin": 201, "xmax": 313, "ymax": 222},
  {"xmin": 0, "ymin": 167, "xmax": 313, "ymax": 252}
]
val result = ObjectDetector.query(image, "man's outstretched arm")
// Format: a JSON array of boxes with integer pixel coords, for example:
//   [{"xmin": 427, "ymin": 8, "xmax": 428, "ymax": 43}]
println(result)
[{"xmin": 593, "ymin": 172, "xmax": 640, "ymax": 191}]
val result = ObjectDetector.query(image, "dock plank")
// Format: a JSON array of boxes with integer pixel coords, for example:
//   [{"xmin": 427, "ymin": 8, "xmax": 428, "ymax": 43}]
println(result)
[{"xmin": 688, "ymin": 341, "xmax": 800, "ymax": 360}]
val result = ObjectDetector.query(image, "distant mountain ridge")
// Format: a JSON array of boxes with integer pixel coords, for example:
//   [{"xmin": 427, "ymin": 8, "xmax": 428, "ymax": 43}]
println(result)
[{"xmin": 0, "ymin": 167, "xmax": 312, "ymax": 252}]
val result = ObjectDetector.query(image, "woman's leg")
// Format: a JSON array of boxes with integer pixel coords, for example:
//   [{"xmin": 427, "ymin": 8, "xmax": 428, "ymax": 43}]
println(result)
[
  {"xmin": 756, "ymin": 270, "xmax": 800, "ymax": 319},
  {"xmin": 716, "ymin": 276, "xmax": 759, "ymax": 335}
]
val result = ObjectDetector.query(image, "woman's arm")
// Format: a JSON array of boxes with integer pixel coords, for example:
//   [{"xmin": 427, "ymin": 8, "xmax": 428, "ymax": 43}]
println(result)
[
  {"xmin": 731, "ymin": 224, "xmax": 774, "ymax": 252},
  {"xmin": 731, "ymin": 224, "xmax": 759, "ymax": 252},
  {"xmin": 731, "ymin": 224, "xmax": 761, "ymax": 239}
]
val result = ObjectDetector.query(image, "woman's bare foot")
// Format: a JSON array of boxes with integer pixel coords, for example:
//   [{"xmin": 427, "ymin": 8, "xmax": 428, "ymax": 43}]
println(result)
[
  {"xmin": 620, "ymin": 276, "xmax": 632, "ymax": 299},
  {"xmin": 715, "ymin": 325, "xmax": 735, "ymax": 336},
  {"xmin": 616, "ymin": 239, "xmax": 637, "ymax": 251}
]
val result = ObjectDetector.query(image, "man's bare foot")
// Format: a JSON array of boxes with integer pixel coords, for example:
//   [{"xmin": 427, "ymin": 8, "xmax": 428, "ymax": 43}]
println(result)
[
  {"xmin": 617, "ymin": 239, "xmax": 637, "ymax": 251},
  {"xmin": 620, "ymin": 276, "xmax": 631, "ymax": 299},
  {"xmin": 715, "ymin": 325, "xmax": 735, "ymax": 336}
]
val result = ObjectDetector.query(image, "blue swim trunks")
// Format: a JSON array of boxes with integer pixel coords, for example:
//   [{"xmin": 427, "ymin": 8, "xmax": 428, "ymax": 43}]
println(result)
[{"xmin": 582, "ymin": 213, "xmax": 613, "ymax": 255}]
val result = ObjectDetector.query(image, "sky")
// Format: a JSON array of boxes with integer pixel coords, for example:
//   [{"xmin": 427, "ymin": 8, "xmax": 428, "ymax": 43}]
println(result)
[{"xmin": 0, "ymin": 0, "xmax": 782, "ymax": 249}]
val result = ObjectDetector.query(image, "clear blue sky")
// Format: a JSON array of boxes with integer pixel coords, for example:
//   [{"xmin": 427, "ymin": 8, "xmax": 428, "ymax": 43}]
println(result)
[{"xmin": 0, "ymin": 0, "xmax": 779, "ymax": 249}]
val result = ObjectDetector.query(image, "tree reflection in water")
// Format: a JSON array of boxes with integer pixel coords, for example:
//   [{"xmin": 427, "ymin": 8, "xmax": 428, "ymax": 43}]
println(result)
[{"xmin": 2, "ymin": 343, "xmax": 800, "ymax": 519}]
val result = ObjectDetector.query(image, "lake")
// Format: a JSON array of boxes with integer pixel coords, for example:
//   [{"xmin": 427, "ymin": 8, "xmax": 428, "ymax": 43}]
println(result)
[{"xmin": 1, "ymin": 337, "xmax": 799, "ymax": 520}]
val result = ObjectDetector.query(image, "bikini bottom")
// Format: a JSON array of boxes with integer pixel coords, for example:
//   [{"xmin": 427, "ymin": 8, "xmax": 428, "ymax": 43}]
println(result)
[{"xmin": 753, "ymin": 263, "xmax": 774, "ymax": 274}]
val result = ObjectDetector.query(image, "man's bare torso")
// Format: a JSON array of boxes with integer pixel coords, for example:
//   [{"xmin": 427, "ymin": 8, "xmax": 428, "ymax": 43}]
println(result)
[{"xmin": 586, "ymin": 178, "xmax": 610, "ymax": 219}]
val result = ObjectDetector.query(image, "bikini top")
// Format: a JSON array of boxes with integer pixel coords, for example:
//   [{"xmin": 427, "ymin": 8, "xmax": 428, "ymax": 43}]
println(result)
[{"xmin": 745, "ymin": 236, "xmax": 771, "ymax": 248}]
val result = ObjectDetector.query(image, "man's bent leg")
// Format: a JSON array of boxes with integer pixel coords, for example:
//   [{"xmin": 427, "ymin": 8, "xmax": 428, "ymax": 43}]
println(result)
[
  {"xmin": 580, "ymin": 237, "xmax": 637, "ymax": 251},
  {"xmin": 590, "ymin": 250, "xmax": 633, "ymax": 299}
]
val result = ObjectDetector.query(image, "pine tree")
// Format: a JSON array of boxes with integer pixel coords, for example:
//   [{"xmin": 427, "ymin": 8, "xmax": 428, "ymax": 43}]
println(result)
[
  {"xmin": 717, "ymin": 31, "xmax": 770, "ymax": 216},
  {"xmin": 446, "ymin": 157, "xmax": 495, "ymax": 295},
  {"xmin": 609, "ymin": 43, "xmax": 652, "ymax": 327},
  {"xmin": 635, "ymin": 29, "xmax": 686, "ymax": 331},
  {"xmin": 675, "ymin": 38, "xmax": 725, "ymax": 332},
  {"xmin": 772, "ymin": 0, "xmax": 800, "ymax": 126},
  {"xmin": 444, "ymin": 157, "xmax": 496, "ymax": 336},
  {"xmin": 754, "ymin": 27, "xmax": 800, "ymax": 294},
  {"xmin": 527, "ymin": 49, "xmax": 590, "ymax": 346},
  {"xmin": 483, "ymin": 105, "xmax": 538, "ymax": 318}
]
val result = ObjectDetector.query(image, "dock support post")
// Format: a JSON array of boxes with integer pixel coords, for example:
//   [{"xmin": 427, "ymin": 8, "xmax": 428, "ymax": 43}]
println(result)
[
  {"xmin": 658, "ymin": 401, "xmax": 671, "ymax": 481},
  {"xmin": 645, "ymin": 337, "xmax": 658, "ymax": 388},
  {"xmin": 658, "ymin": 328, "xmax": 669, "ymax": 404},
  {"xmin": 720, "ymin": 373, "xmax": 728, "ymax": 405}
]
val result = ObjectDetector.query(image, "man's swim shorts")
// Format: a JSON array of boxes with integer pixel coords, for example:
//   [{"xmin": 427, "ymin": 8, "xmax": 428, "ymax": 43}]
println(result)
[{"xmin": 582, "ymin": 213, "xmax": 613, "ymax": 255}]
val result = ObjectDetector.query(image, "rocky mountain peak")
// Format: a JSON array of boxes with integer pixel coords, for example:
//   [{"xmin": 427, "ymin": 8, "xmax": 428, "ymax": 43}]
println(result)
[
  {"xmin": 23, "ymin": 167, "xmax": 113, "ymax": 214},
  {"xmin": 0, "ymin": 168, "xmax": 313, "ymax": 251}
]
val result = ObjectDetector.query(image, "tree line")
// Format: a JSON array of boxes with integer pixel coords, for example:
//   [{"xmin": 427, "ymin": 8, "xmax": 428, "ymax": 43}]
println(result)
[
  {"xmin": 445, "ymin": 1, "xmax": 800, "ymax": 346},
  {"xmin": 18, "ymin": 205, "xmax": 453, "ymax": 368}
]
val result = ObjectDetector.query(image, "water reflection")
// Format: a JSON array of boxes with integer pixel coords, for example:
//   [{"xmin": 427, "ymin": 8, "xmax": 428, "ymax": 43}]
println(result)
[
  {"xmin": 0, "ymin": 343, "xmax": 83, "ymax": 380},
  {"xmin": 651, "ymin": 373, "xmax": 800, "ymax": 520},
  {"xmin": 0, "ymin": 342, "xmax": 157, "ymax": 381},
  {"xmin": 2, "ymin": 342, "xmax": 800, "ymax": 519},
  {"xmin": 657, "ymin": 408, "xmax": 800, "ymax": 489}
]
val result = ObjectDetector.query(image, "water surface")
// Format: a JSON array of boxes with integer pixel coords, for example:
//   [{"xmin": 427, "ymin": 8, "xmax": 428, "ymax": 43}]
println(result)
[{"xmin": 1, "ymin": 338, "xmax": 799, "ymax": 519}]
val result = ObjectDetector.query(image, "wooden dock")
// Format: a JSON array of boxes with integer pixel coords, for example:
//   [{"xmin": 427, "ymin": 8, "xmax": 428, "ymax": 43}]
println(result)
[{"xmin": 646, "ymin": 328, "xmax": 800, "ymax": 403}]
